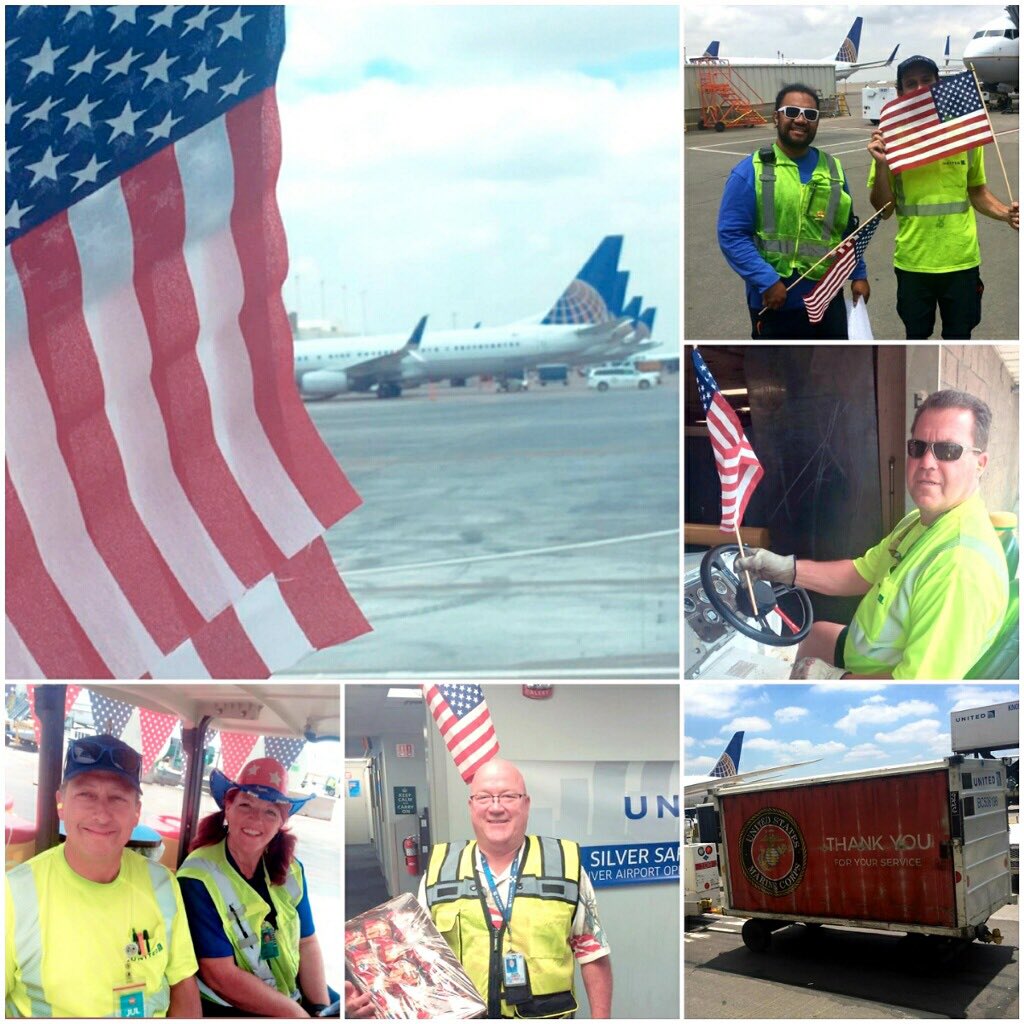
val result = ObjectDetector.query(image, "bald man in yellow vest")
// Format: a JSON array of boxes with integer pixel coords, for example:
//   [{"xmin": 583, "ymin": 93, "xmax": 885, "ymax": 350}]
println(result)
[{"xmin": 418, "ymin": 758, "xmax": 613, "ymax": 1019}]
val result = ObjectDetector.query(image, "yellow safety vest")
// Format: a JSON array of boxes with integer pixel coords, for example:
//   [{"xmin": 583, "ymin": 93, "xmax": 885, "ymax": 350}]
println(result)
[
  {"xmin": 868, "ymin": 149, "xmax": 982, "ymax": 272},
  {"xmin": 177, "ymin": 840, "xmax": 303, "ymax": 1006},
  {"xmin": 5, "ymin": 846, "xmax": 186, "ymax": 1018},
  {"xmin": 753, "ymin": 144, "xmax": 852, "ymax": 280},
  {"xmin": 847, "ymin": 492, "xmax": 1008, "ymax": 678},
  {"xmin": 425, "ymin": 835, "xmax": 580, "ymax": 1019}
]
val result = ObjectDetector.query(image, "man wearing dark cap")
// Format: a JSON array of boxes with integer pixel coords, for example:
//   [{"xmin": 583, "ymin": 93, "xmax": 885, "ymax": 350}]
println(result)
[
  {"xmin": 868, "ymin": 56, "xmax": 1019, "ymax": 339},
  {"xmin": 5, "ymin": 735, "xmax": 200, "ymax": 1017}
]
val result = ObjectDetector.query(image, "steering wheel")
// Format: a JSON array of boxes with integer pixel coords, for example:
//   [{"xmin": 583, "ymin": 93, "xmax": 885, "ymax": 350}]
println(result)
[{"xmin": 699, "ymin": 545, "xmax": 813, "ymax": 646}]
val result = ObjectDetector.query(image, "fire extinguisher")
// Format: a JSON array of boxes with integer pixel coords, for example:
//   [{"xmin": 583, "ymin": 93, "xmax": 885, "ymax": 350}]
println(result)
[{"xmin": 403, "ymin": 836, "xmax": 420, "ymax": 876}]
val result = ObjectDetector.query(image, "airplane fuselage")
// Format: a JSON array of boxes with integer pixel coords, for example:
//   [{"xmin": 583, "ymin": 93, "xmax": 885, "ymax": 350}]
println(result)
[{"xmin": 964, "ymin": 15, "xmax": 1020, "ymax": 90}]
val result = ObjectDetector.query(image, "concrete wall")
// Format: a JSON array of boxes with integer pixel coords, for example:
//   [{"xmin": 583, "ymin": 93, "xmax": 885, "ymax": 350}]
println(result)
[
  {"xmin": 939, "ymin": 346, "xmax": 1020, "ymax": 515},
  {"xmin": 427, "ymin": 684, "xmax": 680, "ymax": 1020},
  {"xmin": 344, "ymin": 759, "xmax": 371, "ymax": 845}
]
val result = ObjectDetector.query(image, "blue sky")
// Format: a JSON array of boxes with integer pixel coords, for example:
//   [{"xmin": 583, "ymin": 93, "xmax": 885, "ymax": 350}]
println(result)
[
  {"xmin": 273, "ymin": 5, "xmax": 679, "ymax": 345},
  {"xmin": 685, "ymin": 683, "xmax": 1020, "ymax": 780},
  {"xmin": 683, "ymin": 4, "xmax": 1010, "ymax": 84}
]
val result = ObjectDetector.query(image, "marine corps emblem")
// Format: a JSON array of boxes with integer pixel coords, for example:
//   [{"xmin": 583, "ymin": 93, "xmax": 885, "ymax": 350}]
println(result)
[{"xmin": 739, "ymin": 806, "xmax": 806, "ymax": 896}]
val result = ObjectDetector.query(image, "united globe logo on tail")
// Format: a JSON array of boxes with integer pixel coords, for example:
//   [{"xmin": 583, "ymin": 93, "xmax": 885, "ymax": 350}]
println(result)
[
  {"xmin": 544, "ymin": 279, "xmax": 610, "ymax": 325},
  {"xmin": 739, "ymin": 807, "xmax": 806, "ymax": 896}
]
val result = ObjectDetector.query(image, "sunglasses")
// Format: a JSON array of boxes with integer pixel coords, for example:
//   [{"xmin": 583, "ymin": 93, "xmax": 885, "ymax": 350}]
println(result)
[
  {"xmin": 906, "ymin": 439, "xmax": 983, "ymax": 461},
  {"xmin": 777, "ymin": 106, "xmax": 819, "ymax": 122},
  {"xmin": 67, "ymin": 739, "xmax": 142, "ymax": 778}
]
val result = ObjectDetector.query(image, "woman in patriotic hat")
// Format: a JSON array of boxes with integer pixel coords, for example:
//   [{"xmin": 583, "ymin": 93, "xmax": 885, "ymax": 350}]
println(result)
[{"xmin": 177, "ymin": 757, "xmax": 337, "ymax": 1017}]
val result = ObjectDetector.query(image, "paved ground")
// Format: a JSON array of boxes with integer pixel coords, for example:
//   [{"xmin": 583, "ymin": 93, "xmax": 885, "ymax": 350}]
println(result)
[
  {"xmin": 284, "ymin": 375, "xmax": 680, "ymax": 677},
  {"xmin": 4, "ymin": 743, "xmax": 344, "ymax": 987},
  {"xmin": 685, "ymin": 905, "xmax": 1020, "ymax": 1019},
  {"xmin": 684, "ymin": 114, "xmax": 1020, "ymax": 340}
]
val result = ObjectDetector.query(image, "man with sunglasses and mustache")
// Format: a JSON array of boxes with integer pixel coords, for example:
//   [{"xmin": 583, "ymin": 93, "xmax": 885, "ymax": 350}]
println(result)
[
  {"xmin": 868, "ymin": 56, "xmax": 1019, "ymax": 340},
  {"xmin": 718, "ymin": 83, "xmax": 870, "ymax": 340},
  {"xmin": 736, "ymin": 390, "xmax": 1009, "ymax": 679},
  {"xmin": 6, "ymin": 735, "xmax": 200, "ymax": 1018}
]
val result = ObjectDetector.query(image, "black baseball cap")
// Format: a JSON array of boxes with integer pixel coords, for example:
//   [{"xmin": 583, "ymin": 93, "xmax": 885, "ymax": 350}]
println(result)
[
  {"xmin": 62, "ymin": 734, "xmax": 143, "ymax": 793},
  {"xmin": 897, "ymin": 56, "xmax": 940, "ymax": 90}
]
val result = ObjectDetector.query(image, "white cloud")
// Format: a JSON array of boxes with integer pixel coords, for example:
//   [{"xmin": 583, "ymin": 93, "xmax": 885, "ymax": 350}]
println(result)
[
  {"xmin": 873, "ymin": 719, "xmax": 949, "ymax": 754},
  {"xmin": 842, "ymin": 743, "xmax": 887, "ymax": 762},
  {"xmin": 685, "ymin": 683, "xmax": 749, "ymax": 720},
  {"xmin": 811, "ymin": 683, "xmax": 889, "ymax": 694},
  {"xmin": 774, "ymin": 706, "xmax": 808, "ymax": 724},
  {"xmin": 684, "ymin": 735, "xmax": 696, "ymax": 749},
  {"xmin": 721, "ymin": 716, "xmax": 772, "ymax": 734},
  {"xmin": 745, "ymin": 737, "xmax": 847, "ymax": 758},
  {"xmin": 944, "ymin": 686, "xmax": 1020, "ymax": 713},
  {"xmin": 835, "ymin": 699, "xmax": 938, "ymax": 734},
  {"xmin": 686, "ymin": 755, "xmax": 717, "ymax": 775}
]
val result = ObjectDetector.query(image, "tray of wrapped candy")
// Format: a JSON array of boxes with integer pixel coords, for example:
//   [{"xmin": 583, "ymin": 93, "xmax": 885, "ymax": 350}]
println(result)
[{"xmin": 345, "ymin": 892, "xmax": 486, "ymax": 1019}]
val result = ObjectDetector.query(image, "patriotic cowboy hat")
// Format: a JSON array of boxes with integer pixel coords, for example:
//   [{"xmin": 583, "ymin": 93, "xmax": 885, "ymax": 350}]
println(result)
[{"xmin": 210, "ymin": 757, "xmax": 315, "ymax": 818}]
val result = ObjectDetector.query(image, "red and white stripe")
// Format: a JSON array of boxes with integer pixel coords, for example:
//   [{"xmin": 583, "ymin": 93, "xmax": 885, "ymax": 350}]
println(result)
[
  {"xmin": 5, "ymin": 91, "xmax": 368, "ymax": 678},
  {"xmin": 803, "ymin": 240, "xmax": 856, "ymax": 324},
  {"xmin": 570, "ymin": 934, "xmax": 606, "ymax": 960},
  {"xmin": 423, "ymin": 685, "xmax": 500, "ymax": 783},
  {"xmin": 703, "ymin": 394, "xmax": 764, "ymax": 532},
  {"xmin": 879, "ymin": 84, "xmax": 993, "ymax": 174}
]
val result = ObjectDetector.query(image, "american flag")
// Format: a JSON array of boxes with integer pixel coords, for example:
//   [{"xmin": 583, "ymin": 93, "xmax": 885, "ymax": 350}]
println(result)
[
  {"xmin": 691, "ymin": 349, "xmax": 763, "ymax": 532},
  {"xmin": 879, "ymin": 70, "xmax": 994, "ymax": 174},
  {"xmin": 5, "ymin": 6, "xmax": 370, "ymax": 679},
  {"xmin": 87, "ymin": 689, "xmax": 135, "ymax": 737},
  {"xmin": 264, "ymin": 735, "xmax": 305, "ymax": 770},
  {"xmin": 802, "ymin": 215, "xmax": 881, "ymax": 324},
  {"xmin": 423, "ymin": 684, "xmax": 500, "ymax": 784}
]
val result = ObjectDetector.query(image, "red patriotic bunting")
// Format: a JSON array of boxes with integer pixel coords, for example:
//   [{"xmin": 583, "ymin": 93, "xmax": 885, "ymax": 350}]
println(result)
[
  {"xmin": 139, "ymin": 708, "xmax": 178, "ymax": 776},
  {"xmin": 219, "ymin": 731, "xmax": 260, "ymax": 780},
  {"xmin": 27, "ymin": 684, "xmax": 80, "ymax": 746}
]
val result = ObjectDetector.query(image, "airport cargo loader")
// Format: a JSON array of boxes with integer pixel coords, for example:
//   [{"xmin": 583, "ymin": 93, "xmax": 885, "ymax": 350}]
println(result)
[{"xmin": 712, "ymin": 757, "xmax": 1012, "ymax": 952}]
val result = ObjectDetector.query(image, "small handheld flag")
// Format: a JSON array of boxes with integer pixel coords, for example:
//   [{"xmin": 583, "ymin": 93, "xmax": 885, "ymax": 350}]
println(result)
[
  {"xmin": 691, "ymin": 350, "xmax": 763, "ymax": 532},
  {"xmin": 802, "ymin": 215, "xmax": 880, "ymax": 324},
  {"xmin": 879, "ymin": 70, "xmax": 994, "ymax": 174},
  {"xmin": 423, "ymin": 684, "xmax": 500, "ymax": 783}
]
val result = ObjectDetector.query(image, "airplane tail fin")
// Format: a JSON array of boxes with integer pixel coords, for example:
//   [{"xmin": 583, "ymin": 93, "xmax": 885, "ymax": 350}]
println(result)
[
  {"xmin": 703, "ymin": 40, "xmax": 720, "ymax": 58},
  {"xmin": 542, "ymin": 235, "xmax": 623, "ymax": 325},
  {"xmin": 407, "ymin": 315, "xmax": 427, "ymax": 350},
  {"xmin": 835, "ymin": 16, "xmax": 863, "ymax": 63},
  {"xmin": 621, "ymin": 296, "xmax": 642, "ymax": 323},
  {"xmin": 711, "ymin": 731, "xmax": 744, "ymax": 778},
  {"xmin": 633, "ymin": 306, "xmax": 656, "ymax": 340},
  {"xmin": 611, "ymin": 271, "xmax": 630, "ymax": 318},
  {"xmin": 886, "ymin": 43, "xmax": 900, "ymax": 65},
  {"xmin": 944, "ymin": 35, "xmax": 951, "ymax": 65}
]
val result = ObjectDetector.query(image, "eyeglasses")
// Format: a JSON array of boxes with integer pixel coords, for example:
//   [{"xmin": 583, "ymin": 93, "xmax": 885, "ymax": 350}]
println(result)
[
  {"xmin": 66, "ymin": 739, "xmax": 142, "ymax": 779},
  {"xmin": 470, "ymin": 793, "xmax": 525, "ymax": 807},
  {"xmin": 907, "ymin": 439, "xmax": 983, "ymax": 461},
  {"xmin": 776, "ymin": 106, "xmax": 819, "ymax": 122}
]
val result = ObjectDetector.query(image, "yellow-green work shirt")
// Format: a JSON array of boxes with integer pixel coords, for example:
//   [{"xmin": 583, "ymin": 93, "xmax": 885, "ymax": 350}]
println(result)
[
  {"xmin": 6, "ymin": 846, "xmax": 198, "ymax": 1018},
  {"xmin": 846, "ymin": 492, "xmax": 1009, "ymax": 679},
  {"xmin": 868, "ymin": 148, "xmax": 986, "ymax": 273}
]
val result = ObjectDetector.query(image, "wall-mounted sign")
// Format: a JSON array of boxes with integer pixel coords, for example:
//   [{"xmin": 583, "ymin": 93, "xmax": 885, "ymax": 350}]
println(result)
[
  {"xmin": 347, "ymin": 779, "xmax": 361, "ymax": 798},
  {"xmin": 396, "ymin": 743, "xmax": 414, "ymax": 758},
  {"xmin": 393, "ymin": 785, "xmax": 417, "ymax": 815},
  {"xmin": 522, "ymin": 685, "xmax": 553, "ymax": 700},
  {"xmin": 580, "ymin": 842, "xmax": 679, "ymax": 888}
]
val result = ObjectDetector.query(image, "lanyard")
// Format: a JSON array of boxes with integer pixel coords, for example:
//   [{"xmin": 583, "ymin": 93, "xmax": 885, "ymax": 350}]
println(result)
[{"xmin": 479, "ymin": 851, "xmax": 519, "ymax": 929}]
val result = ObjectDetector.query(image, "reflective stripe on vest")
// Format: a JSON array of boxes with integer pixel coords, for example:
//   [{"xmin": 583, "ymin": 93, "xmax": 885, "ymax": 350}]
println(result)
[
  {"xmin": 893, "ymin": 176, "xmax": 970, "ymax": 217},
  {"xmin": 144, "ymin": 860, "xmax": 178, "ymax": 1017},
  {"xmin": 178, "ymin": 848, "xmax": 302, "ymax": 1003},
  {"xmin": 848, "ymin": 519, "xmax": 1008, "ymax": 667},
  {"xmin": 6, "ymin": 863, "xmax": 52, "ymax": 1018},
  {"xmin": 754, "ymin": 147, "xmax": 851, "ymax": 277},
  {"xmin": 425, "ymin": 836, "xmax": 580, "ymax": 1019}
]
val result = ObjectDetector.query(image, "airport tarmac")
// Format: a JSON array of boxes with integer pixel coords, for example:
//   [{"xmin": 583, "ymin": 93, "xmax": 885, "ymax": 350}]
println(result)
[
  {"xmin": 685, "ymin": 907, "xmax": 1020, "ymax": 1019},
  {"xmin": 684, "ymin": 114, "xmax": 1020, "ymax": 340},
  {"xmin": 284, "ymin": 376, "xmax": 680, "ymax": 678}
]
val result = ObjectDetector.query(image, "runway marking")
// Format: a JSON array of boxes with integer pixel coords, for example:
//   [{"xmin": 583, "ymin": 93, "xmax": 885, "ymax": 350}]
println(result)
[{"xmin": 339, "ymin": 528, "xmax": 680, "ymax": 577}]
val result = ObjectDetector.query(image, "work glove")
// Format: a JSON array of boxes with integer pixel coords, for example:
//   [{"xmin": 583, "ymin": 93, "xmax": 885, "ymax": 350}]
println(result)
[
  {"xmin": 790, "ymin": 657, "xmax": 849, "ymax": 680},
  {"xmin": 733, "ymin": 548, "xmax": 796, "ymax": 586}
]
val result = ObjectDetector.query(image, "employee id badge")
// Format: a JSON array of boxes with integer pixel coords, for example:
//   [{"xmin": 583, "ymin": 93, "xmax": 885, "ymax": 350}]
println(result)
[
  {"xmin": 502, "ymin": 952, "xmax": 532, "ymax": 1005},
  {"xmin": 112, "ymin": 981, "xmax": 147, "ymax": 1018},
  {"xmin": 260, "ymin": 922, "xmax": 281, "ymax": 960}
]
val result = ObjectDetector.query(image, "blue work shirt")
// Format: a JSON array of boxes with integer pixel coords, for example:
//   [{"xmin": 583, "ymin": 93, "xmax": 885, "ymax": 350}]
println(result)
[
  {"xmin": 717, "ymin": 147, "xmax": 867, "ymax": 311},
  {"xmin": 179, "ymin": 850, "xmax": 316, "ymax": 962}
]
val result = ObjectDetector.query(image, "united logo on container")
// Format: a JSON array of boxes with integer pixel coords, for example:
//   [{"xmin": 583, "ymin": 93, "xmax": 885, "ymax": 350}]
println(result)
[{"xmin": 739, "ymin": 807, "xmax": 806, "ymax": 896}]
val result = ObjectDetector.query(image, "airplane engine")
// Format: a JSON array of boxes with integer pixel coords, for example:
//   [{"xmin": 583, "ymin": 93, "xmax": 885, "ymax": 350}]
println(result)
[{"xmin": 298, "ymin": 369, "xmax": 349, "ymax": 400}]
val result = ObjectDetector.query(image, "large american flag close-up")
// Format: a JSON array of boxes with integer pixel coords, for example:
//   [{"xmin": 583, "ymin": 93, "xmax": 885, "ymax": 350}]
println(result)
[
  {"xmin": 6, "ymin": 6, "xmax": 370, "ymax": 678},
  {"xmin": 423, "ymin": 684, "xmax": 500, "ymax": 783},
  {"xmin": 691, "ymin": 349, "xmax": 763, "ymax": 532},
  {"xmin": 878, "ymin": 70, "xmax": 994, "ymax": 174}
]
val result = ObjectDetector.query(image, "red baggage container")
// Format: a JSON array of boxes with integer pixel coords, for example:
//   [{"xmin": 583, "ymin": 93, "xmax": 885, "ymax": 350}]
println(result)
[{"xmin": 713, "ymin": 757, "xmax": 1012, "ymax": 951}]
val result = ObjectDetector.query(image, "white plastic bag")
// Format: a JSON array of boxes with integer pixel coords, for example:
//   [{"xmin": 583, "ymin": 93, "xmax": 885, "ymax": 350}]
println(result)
[{"xmin": 845, "ymin": 294, "xmax": 874, "ymax": 340}]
